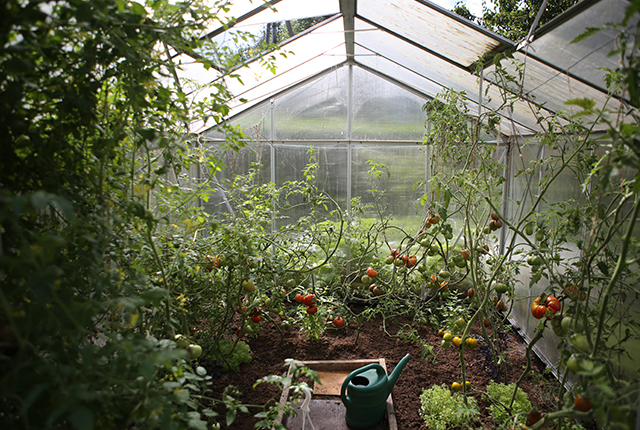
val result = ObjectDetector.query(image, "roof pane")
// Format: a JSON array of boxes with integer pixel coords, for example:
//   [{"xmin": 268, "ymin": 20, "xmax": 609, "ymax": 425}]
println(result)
[
  {"xmin": 274, "ymin": 67, "xmax": 348, "ymax": 140},
  {"xmin": 488, "ymin": 53, "xmax": 623, "ymax": 131},
  {"xmin": 191, "ymin": 18, "xmax": 346, "ymax": 133},
  {"xmin": 351, "ymin": 66, "xmax": 428, "ymax": 141},
  {"xmin": 206, "ymin": 0, "xmax": 339, "ymax": 50},
  {"xmin": 354, "ymin": 18, "xmax": 481, "ymax": 95},
  {"xmin": 357, "ymin": 0, "xmax": 506, "ymax": 67},
  {"xmin": 232, "ymin": 0, "xmax": 339, "ymax": 28},
  {"xmin": 528, "ymin": 0, "xmax": 633, "ymax": 92}
]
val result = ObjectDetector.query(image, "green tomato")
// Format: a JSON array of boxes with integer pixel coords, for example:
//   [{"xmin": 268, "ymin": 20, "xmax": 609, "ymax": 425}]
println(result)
[
  {"xmin": 525, "ymin": 223, "xmax": 534, "ymax": 235},
  {"xmin": 188, "ymin": 344, "xmax": 203, "ymax": 359},
  {"xmin": 385, "ymin": 255, "xmax": 395, "ymax": 264},
  {"xmin": 439, "ymin": 270, "xmax": 451, "ymax": 279},
  {"xmin": 494, "ymin": 283, "xmax": 508, "ymax": 294},
  {"xmin": 441, "ymin": 339, "xmax": 451, "ymax": 349},
  {"xmin": 535, "ymin": 230, "xmax": 544, "ymax": 241},
  {"xmin": 570, "ymin": 334, "xmax": 590, "ymax": 353},
  {"xmin": 567, "ymin": 354, "xmax": 581, "ymax": 373},
  {"xmin": 455, "ymin": 317, "xmax": 466, "ymax": 329}
]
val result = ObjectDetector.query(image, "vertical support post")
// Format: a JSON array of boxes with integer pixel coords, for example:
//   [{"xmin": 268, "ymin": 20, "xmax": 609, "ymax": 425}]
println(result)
[
  {"xmin": 346, "ymin": 64, "xmax": 353, "ymax": 272},
  {"xmin": 270, "ymin": 98, "xmax": 276, "ymax": 255}
]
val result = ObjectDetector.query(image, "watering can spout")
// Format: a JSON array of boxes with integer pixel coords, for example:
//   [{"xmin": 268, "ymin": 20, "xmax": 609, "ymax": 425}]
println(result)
[{"xmin": 386, "ymin": 354, "xmax": 411, "ymax": 396}]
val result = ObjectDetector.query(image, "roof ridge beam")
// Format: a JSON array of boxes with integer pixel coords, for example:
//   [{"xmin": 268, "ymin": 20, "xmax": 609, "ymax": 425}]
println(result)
[{"xmin": 340, "ymin": 0, "xmax": 356, "ymax": 61}]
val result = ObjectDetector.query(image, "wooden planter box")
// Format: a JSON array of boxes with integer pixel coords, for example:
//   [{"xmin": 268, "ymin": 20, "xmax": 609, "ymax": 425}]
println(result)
[{"xmin": 276, "ymin": 359, "xmax": 398, "ymax": 430}]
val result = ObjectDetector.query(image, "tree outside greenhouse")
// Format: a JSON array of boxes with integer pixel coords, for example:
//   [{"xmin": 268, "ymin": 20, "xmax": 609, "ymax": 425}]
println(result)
[{"xmin": 1, "ymin": 1, "xmax": 639, "ymax": 430}]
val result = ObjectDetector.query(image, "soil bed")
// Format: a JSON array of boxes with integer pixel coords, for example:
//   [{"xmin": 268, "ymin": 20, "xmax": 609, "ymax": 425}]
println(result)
[{"xmin": 207, "ymin": 305, "xmax": 556, "ymax": 429}]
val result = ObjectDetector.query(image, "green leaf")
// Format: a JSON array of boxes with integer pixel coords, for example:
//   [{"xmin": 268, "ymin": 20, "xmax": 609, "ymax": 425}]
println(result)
[
  {"xmin": 141, "ymin": 288, "xmax": 169, "ymax": 304},
  {"xmin": 129, "ymin": 1, "xmax": 147, "ymax": 16},
  {"xmin": 565, "ymin": 98, "xmax": 596, "ymax": 110},
  {"xmin": 226, "ymin": 409, "xmax": 237, "ymax": 426},
  {"xmin": 572, "ymin": 27, "xmax": 602, "ymax": 43}
]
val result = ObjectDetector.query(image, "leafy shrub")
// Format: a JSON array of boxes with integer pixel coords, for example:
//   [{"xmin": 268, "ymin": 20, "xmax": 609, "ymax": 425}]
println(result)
[
  {"xmin": 419, "ymin": 384, "xmax": 479, "ymax": 430},
  {"xmin": 486, "ymin": 381, "xmax": 532, "ymax": 426},
  {"xmin": 211, "ymin": 339, "xmax": 252, "ymax": 371}
]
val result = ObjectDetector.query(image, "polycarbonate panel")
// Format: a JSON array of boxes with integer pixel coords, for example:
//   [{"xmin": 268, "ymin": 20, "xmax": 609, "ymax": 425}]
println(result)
[
  {"xmin": 190, "ymin": 18, "xmax": 347, "ymax": 133},
  {"xmin": 201, "ymin": 141, "xmax": 271, "ymax": 216},
  {"xmin": 354, "ymin": 18, "xmax": 480, "ymax": 95},
  {"xmin": 358, "ymin": 0, "xmax": 507, "ymax": 67},
  {"xmin": 354, "ymin": 42, "xmax": 539, "ymax": 136},
  {"xmin": 172, "ymin": 53, "xmax": 219, "ymax": 89},
  {"xmin": 274, "ymin": 67, "xmax": 348, "ymax": 140},
  {"xmin": 494, "ymin": 53, "xmax": 623, "ymax": 131},
  {"xmin": 354, "ymin": 44, "xmax": 444, "ymax": 99},
  {"xmin": 351, "ymin": 67, "xmax": 428, "ymax": 141},
  {"xmin": 274, "ymin": 143, "xmax": 348, "ymax": 227},
  {"xmin": 529, "ymin": 0, "xmax": 632, "ymax": 88},
  {"xmin": 351, "ymin": 144, "xmax": 428, "ymax": 243},
  {"xmin": 229, "ymin": 101, "xmax": 272, "ymax": 142},
  {"xmin": 231, "ymin": 0, "xmax": 339, "ymax": 28}
]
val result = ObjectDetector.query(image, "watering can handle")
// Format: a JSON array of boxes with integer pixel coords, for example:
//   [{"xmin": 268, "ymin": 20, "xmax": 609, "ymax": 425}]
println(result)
[{"xmin": 340, "ymin": 363, "xmax": 384, "ymax": 406}]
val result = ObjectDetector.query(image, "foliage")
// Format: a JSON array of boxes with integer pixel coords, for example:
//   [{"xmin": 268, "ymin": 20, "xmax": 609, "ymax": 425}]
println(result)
[
  {"xmin": 210, "ymin": 339, "xmax": 252, "ymax": 372},
  {"xmin": 418, "ymin": 384, "xmax": 479, "ymax": 430},
  {"xmin": 453, "ymin": 0, "xmax": 580, "ymax": 41},
  {"xmin": 486, "ymin": 381, "xmax": 532, "ymax": 426}
]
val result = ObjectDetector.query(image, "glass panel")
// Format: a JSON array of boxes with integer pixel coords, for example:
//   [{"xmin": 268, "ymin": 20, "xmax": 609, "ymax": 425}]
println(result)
[
  {"xmin": 274, "ymin": 143, "xmax": 348, "ymax": 228},
  {"xmin": 529, "ymin": 0, "xmax": 633, "ymax": 87},
  {"xmin": 358, "ymin": 0, "xmax": 506, "ymax": 67},
  {"xmin": 354, "ymin": 19, "xmax": 540, "ymax": 135},
  {"xmin": 274, "ymin": 67, "xmax": 349, "ymax": 140},
  {"xmin": 495, "ymin": 53, "xmax": 621, "ymax": 132},
  {"xmin": 352, "ymin": 144, "xmax": 428, "ymax": 246},
  {"xmin": 352, "ymin": 66, "xmax": 428, "ymax": 141},
  {"xmin": 354, "ymin": 19, "xmax": 481, "ymax": 95},
  {"xmin": 201, "ymin": 141, "xmax": 271, "ymax": 217},
  {"xmin": 230, "ymin": 102, "xmax": 272, "ymax": 142},
  {"xmin": 207, "ymin": 0, "xmax": 340, "ymax": 48}
]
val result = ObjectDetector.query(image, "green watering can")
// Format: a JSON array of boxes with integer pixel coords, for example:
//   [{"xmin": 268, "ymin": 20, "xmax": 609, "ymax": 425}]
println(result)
[{"xmin": 340, "ymin": 354, "xmax": 411, "ymax": 429}]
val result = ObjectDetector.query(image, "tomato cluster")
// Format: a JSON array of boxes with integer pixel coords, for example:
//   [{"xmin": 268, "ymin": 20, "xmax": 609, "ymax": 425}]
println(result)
[{"xmin": 531, "ymin": 295, "xmax": 561, "ymax": 320}]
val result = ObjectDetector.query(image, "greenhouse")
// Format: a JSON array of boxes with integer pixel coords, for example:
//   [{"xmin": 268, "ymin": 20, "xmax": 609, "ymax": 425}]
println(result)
[{"xmin": 1, "ymin": 0, "xmax": 639, "ymax": 429}]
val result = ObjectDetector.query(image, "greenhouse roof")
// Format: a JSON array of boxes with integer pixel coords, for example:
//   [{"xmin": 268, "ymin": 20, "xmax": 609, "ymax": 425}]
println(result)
[{"xmin": 177, "ymin": 0, "xmax": 634, "ymax": 137}]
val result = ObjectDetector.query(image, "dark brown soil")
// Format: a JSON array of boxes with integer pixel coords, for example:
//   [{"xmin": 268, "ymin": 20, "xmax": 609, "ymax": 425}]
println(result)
[{"xmin": 207, "ymin": 305, "xmax": 556, "ymax": 429}]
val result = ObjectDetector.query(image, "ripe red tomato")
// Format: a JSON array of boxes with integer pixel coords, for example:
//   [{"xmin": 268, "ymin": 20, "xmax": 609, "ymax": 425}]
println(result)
[
  {"xmin": 306, "ymin": 305, "xmax": 318, "ymax": 314},
  {"xmin": 531, "ymin": 305, "xmax": 546, "ymax": 319},
  {"xmin": 574, "ymin": 394, "xmax": 592, "ymax": 412},
  {"xmin": 460, "ymin": 249, "xmax": 471, "ymax": 260},
  {"xmin": 366, "ymin": 267, "xmax": 378, "ymax": 278},
  {"xmin": 390, "ymin": 249, "xmax": 399, "ymax": 258},
  {"xmin": 428, "ymin": 214, "xmax": 440, "ymax": 224},
  {"xmin": 251, "ymin": 314, "xmax": 261, "ymax": 323},
  {"xmin": 467, "ymin": 288, "xmax": 475, "ymax": 299},
  {"xmin": 333, "ymin": 317, "xmax": 344, "ymax": 327},
  {"xmin": 406, "ymin": 254, "xmax": 417, "ymax": 268},
  {"xmin": 295, "ymin": 294, "xmax": 303, "ymax": 304},
  {"xmin": 303, "ymin": 294, "xmax": 316, "ymax": 307}
]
